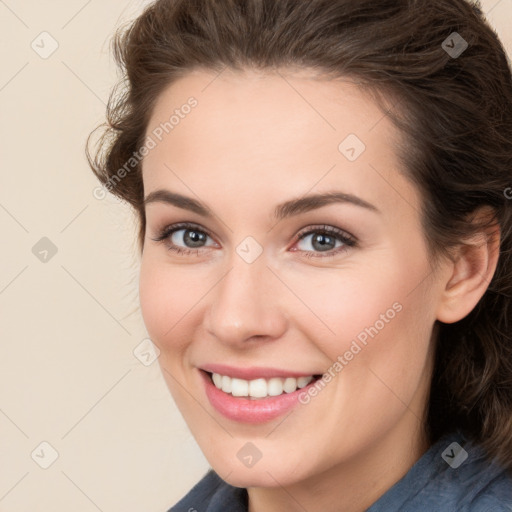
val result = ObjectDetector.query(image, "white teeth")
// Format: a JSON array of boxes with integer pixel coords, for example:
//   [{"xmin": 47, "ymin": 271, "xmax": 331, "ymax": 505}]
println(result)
[
  {"xmin": 297, "ymin": 376, "xmax": 312, "ymax": 388},
  {"xmin": 221, "ymin": 375, "xmax": 232, "ymax": 393},
  {"xmin": 248, "ymin": 378, "xmax": 267, "ymax": 398},
  {"xmin": 231, "ymin": 378, "xmax": 249, "ymax": 397},
  {"xmin": 210, "ymin": 373, "xmax": 314, "ymax": 398},
  {"xmin": 212, "ymin": 373, "xmax": 222, "ymax": 388},
  {"xmin": 267, "ymin": 377, "xmax": 284, "ymax": 396},
  {"xmin": 283, "ymin": 377, "xmax": 297, "ymax": 393}
]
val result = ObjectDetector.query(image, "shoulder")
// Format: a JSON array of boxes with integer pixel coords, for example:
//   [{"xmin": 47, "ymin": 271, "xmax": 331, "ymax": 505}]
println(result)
[
  {"xmin": 448, "ymin": 434, "xmax": 512, "ymax": 511},
  {"xmin": 466, "ymin": 469, "xmax": 512, "ymax": 511},
  {"xmin": 167, "ymin": 469, "xmax": 248, "ymax": 512},
  {"xmin": 368, "ymin": 430, "xmax": 512, "ymax": 511}
]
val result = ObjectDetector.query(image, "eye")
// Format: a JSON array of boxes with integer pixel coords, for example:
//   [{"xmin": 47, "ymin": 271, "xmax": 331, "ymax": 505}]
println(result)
[
  {"xmin": 291, "ymin": 225, "xmax": 357, "ymax": 258},
  {"xmin": 150, "ymin": 222, "xmax": 357, "ymax": 259},
  {"xmin": 150, "ymin": 222, "xmax": 216, "ymax": 256}
]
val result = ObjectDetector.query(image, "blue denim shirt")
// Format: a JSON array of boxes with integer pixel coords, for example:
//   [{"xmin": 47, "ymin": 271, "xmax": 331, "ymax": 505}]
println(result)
[{"xmin": 168, "ymin": 430, "xmax": 512, "ymax": 511}]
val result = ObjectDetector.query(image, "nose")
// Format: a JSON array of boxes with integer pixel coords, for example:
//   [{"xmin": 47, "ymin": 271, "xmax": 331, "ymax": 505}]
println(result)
[{"xmin": 203, "ymin": 254, "xmax": 288, "ymax": 347}]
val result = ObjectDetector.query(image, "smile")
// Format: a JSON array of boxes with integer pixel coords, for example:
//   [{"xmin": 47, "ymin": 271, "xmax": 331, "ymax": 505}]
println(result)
[
  {"xmin": 211, "ymin": 372, "xmax": 315, "ymax": 398},
  {"xmin": 200, "ymin": 368, "xmax": 323, "ymax": 423}
]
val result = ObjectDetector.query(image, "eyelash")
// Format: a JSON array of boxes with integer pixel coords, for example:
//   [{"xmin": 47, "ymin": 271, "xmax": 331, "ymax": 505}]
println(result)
[{"xmin": 150, "ymin": 222, "xmax": 357, "ymax": 259}]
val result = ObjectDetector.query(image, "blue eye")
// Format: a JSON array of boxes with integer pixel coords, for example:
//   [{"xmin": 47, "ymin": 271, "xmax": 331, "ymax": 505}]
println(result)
[
  {"xmin": 151, "ymin": 222, "xmax": 215, "ymax": 256},
  {"xmin": 292, "ymin": 225, "xmax": 356, "ymax": 258},
  {"xmin": 151, "ymin": 222, "xmax": 357, "ymax": 258}
]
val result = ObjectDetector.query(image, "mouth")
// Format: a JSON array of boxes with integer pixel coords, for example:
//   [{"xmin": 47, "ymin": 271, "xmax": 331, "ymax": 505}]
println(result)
[
  {"xmin": 199, "ymin": 369, "xmax": 323, "ymax": 423},
  {"xmin": 206, "ymin": 371, "xmax": 323, "ymax": 399}
]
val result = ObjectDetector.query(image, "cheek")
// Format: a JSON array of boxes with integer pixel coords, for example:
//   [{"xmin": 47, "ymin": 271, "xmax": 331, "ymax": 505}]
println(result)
[
  {"xmin": 287, "ymin": 265, "xmax": 410, "ymax": 356},
  {"xmin": 333, "ymin": 275, "xmax": 434, "ymax": 421},
  {"xmin": 139, "ymin": 258, "xmax": 165, "ymax": 339},
  {"xmin": 138, "ymin": 255, "xmax": 192, "ymax": 348},
  {"xmin": 293, "ymin": 255, "xmax": 435, "ymax": 384}
]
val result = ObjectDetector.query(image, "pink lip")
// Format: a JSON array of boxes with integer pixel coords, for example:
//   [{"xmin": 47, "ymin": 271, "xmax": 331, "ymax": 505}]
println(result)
[
  {"xmin": 200, "ymin": 369, "xmax": 319, "ymax": 424},
  {"xmin": 200, "ymin": 363, "xmax": 318, "ymax": 380}
]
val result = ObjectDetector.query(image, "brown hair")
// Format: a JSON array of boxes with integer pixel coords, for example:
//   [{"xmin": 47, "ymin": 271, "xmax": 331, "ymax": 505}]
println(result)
[{"xmin": 87, "ymin": 0, "xmax": 512, "ymax": 471}]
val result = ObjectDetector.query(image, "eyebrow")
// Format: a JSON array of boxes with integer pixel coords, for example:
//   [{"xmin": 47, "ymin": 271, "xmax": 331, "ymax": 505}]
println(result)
[{"xmin": 143, "ymin": 189, "xmax": 380, "ymax": 220}]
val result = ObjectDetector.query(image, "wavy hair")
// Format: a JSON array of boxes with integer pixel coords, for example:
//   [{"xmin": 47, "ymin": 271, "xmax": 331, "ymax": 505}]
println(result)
[{"xmin": 86, "ymin": 0, "xmax": 512, "ymax": 471}]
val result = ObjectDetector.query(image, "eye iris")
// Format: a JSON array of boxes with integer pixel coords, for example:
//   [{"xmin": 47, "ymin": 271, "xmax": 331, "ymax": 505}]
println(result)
[
  {"xmin": 312, "ymin": 233, "xmax": 335, "ymax": 251},
  {"xmin": 184, "ymin": 229, "xmax": 206, "ymax": 248},
  {"xmin": 167, "ymin": 227, "xmax": 345, "ymax": 252}
]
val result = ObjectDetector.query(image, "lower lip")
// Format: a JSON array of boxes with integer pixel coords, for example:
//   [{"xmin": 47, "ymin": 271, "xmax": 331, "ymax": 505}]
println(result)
[{"xmin": 200, "ymin": 370, "xmax": 318, "ymax": 424}]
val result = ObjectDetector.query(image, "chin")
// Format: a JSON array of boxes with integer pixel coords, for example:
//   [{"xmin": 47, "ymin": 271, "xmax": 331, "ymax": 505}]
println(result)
[
  {"xmin": 220, "ymin": 466, "xmax": 297, "ymax": 489},
  {"xmin": 204, "ymin": 449, "xmax": 313, "ymax": 489}
]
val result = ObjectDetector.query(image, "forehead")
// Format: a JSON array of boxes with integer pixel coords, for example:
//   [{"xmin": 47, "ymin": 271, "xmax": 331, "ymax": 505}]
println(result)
[
  {"xmin": 144, "ymin": 67, "xmax": 393, "ymax": 156},
  {"xmin": 142, "ymin": 68, "xmax": 419, "ymax": 220}
]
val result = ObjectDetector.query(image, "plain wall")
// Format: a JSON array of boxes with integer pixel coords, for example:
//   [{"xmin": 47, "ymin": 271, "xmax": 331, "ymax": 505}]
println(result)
[{"xmin": 0, "ymin": 1, "xmax": 510, "ymax": 510}]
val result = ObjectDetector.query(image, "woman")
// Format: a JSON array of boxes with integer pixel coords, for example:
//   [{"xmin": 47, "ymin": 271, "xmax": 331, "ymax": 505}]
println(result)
[{"xmin": 87, "ymin": 0, "xmax": 512, "ymax": 510}]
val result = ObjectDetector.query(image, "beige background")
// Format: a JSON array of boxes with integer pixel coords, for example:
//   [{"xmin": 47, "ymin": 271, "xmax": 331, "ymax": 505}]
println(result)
[{"xmin": 0, "ymin": 1, "xmax": 510, "ymax": 511}]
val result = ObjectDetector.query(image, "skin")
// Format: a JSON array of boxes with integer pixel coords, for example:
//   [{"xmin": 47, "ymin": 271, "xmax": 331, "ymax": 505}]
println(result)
[{"xmin": 138, "ymin": 67, "xmax": 499, "ymax": 512}]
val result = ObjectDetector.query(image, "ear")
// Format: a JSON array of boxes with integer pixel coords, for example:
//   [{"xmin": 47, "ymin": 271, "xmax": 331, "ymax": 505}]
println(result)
[{"xmin": 436, "ymin": 207, "xmax": 500, "ymax": 324}]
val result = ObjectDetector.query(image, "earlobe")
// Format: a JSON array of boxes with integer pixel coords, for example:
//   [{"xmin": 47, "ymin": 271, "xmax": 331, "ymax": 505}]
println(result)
[{"xmin": 436, "ymin": 217, "xmax": 500, "ymax": 324}]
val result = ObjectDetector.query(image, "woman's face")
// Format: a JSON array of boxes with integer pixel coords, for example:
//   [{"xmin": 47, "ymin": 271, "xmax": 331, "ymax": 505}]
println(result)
[{"xmin": 139, "ymin": 68, "xmax": 445, "ymax": 487}]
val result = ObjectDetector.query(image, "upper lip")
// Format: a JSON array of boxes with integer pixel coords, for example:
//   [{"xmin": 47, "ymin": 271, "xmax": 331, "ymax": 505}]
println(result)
[{"xmin": 199, "ymin": 363, "xmax": 320, "ymax": 380}]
